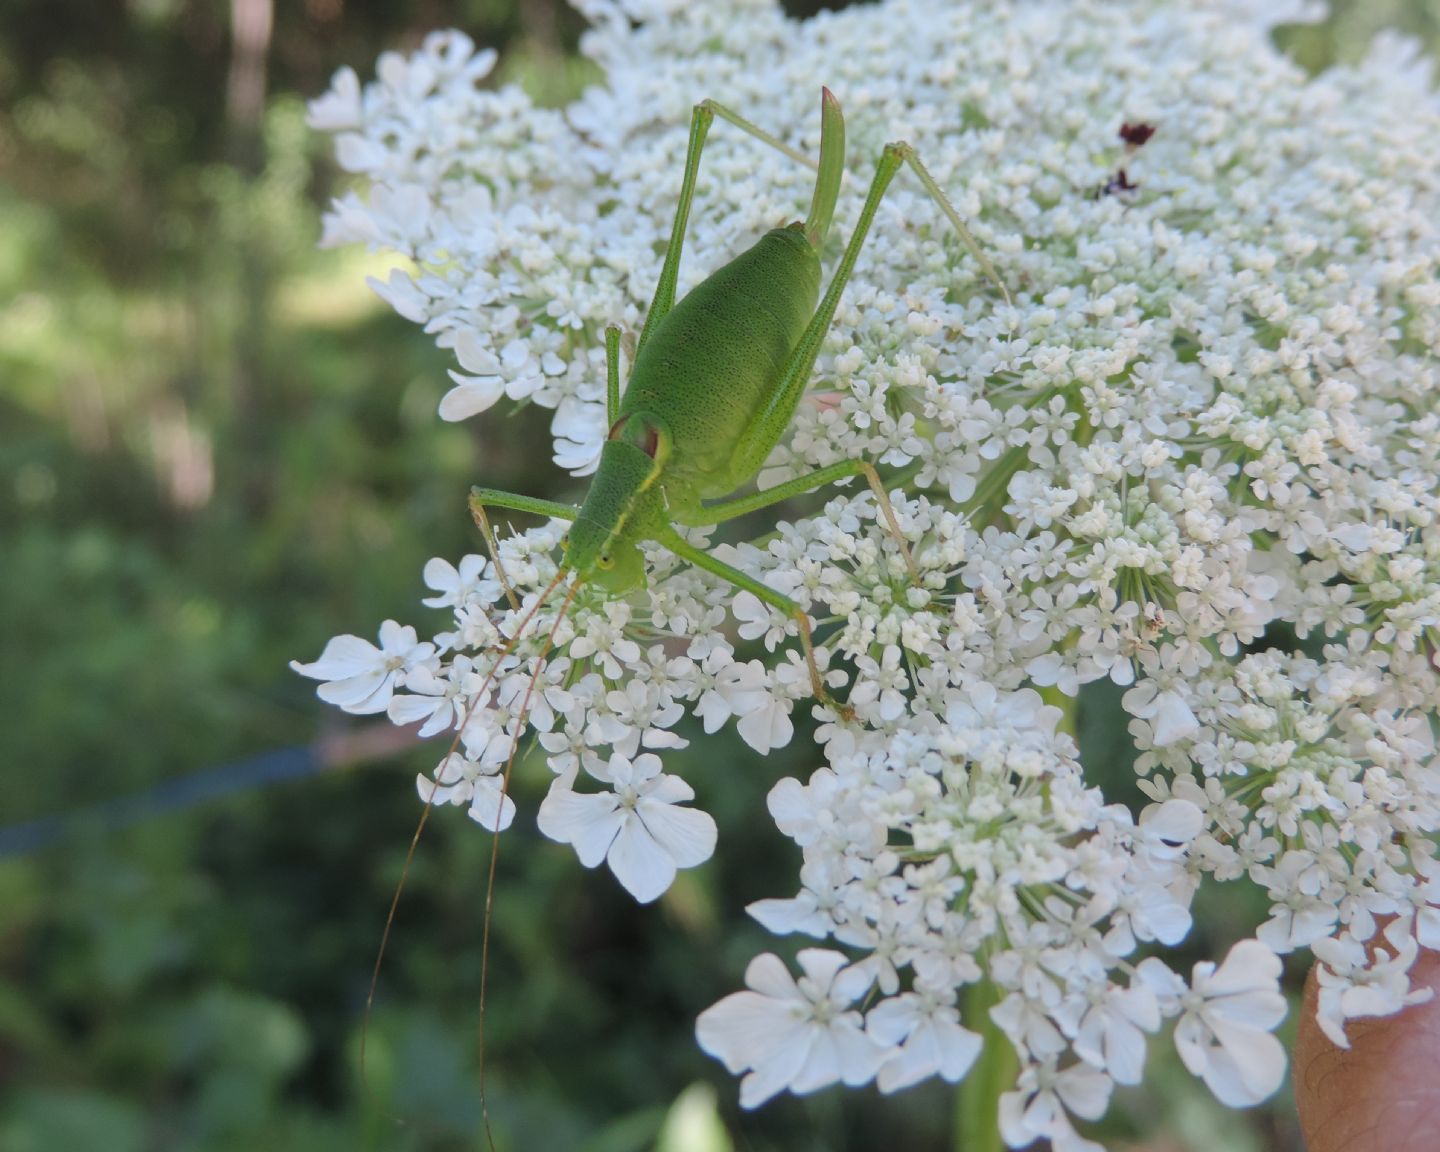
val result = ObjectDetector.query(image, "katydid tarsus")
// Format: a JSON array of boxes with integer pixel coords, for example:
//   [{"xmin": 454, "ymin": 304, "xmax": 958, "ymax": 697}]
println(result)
[{"xmin": 367, "ymin": 87, "xmax": 1006, "ymax": 1141}]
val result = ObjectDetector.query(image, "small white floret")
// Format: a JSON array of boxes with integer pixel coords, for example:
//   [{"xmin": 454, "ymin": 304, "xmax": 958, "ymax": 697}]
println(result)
[
  {"xmin": 290, "ymin": 620, "xmax": 433, "ymax": 715},
  {"xmin": 696, "ymin": 950, "xmax": 887, "ymax": 1107},
  {"xmin": 536, "ymin": 752, "xmax": 716, "ymax": 903},
  {"xmin": 1173, "ymin": 940, "xmax": 1288, "ymax": 1107}
]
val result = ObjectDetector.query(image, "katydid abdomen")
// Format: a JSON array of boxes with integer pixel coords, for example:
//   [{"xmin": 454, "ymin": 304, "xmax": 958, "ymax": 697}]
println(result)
[
  {"xmin": 619, "ymin": 224, "xmax": 821, "ymax": 499},
  {"xmin": 567, "ymin": 221, "xmax": 822, "ymax": 577}
]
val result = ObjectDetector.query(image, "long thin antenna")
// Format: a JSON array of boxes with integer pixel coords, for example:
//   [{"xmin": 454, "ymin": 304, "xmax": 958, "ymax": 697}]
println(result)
[
  {"xmin": 477, "ymin": 575, "xmax": 581, "ymax": 1152},
  {"xmin": 359, "ymin": 566, "xmax": 569, "ymax": 1081}
]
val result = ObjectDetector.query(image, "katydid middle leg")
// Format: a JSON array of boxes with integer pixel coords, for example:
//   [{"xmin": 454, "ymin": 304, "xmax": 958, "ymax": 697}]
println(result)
[
  {"xmin": 656, "ymin": 524, "xmax": 852, "ymax": 718},
  {"xmin": 467, "ymin": 485, "xmax": 849, "ymax": 712},
  {"xmin": 682, "ymin": 457, "xmax": 925, "ymax": 583}
]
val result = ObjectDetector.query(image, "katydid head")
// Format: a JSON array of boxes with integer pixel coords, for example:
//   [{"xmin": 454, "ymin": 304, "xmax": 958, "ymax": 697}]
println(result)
[
  {"xmin": 562, "ymin": 516, "xmax": 645, "ymax": 593},
  {"xmin": 563, "ymin": 411, "xmax": 670, "ymax": 592}
]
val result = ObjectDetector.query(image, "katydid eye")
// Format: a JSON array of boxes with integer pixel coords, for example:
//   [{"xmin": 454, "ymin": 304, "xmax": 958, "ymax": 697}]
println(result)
[{"xmin": 597, "ymin": 552, "xmax": 614, "ymax": 570}]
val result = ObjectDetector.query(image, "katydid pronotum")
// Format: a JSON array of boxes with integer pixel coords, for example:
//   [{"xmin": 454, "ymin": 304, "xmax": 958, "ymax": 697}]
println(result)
[{"xmin": 370, "ymin": 87, "xmax": 1006, "ymax": 1140}]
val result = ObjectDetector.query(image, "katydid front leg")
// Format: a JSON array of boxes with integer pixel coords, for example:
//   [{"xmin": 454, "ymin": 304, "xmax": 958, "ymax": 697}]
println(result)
[{"xmin": 469, "ymin": 489, "xmax": 578, "ymax": 611}]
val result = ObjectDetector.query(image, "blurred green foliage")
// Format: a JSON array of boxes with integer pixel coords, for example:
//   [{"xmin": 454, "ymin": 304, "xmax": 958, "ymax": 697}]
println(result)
[{"xmin": 0, "ymin": 2, "xmax": 1435, "ymax": 1149}]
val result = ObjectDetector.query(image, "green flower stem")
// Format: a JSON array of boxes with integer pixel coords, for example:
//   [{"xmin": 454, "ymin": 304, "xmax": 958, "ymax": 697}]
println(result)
[
  {"xmin": 1038, "ymin": 684, "xmax": 1079, "ymax": 739},
  {"xmin": 954, "ymin": 688, "xmax": 1076, "ymax": 1152},
  {"xmin": 957, "ymin": 978, "xmax": 1018, "ymax": 1152}
]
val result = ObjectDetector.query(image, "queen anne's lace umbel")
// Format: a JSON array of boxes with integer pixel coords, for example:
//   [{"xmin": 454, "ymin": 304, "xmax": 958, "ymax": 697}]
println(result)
[{"xmin": 296, "ymin": 0, "xmax": 1440, "ymax": 1144}]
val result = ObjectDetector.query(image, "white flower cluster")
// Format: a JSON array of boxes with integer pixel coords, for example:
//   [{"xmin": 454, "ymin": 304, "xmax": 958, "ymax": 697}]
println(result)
[{"xmin": 296, "ymin": 0, "xmax": 1440, "ymax": 1144}]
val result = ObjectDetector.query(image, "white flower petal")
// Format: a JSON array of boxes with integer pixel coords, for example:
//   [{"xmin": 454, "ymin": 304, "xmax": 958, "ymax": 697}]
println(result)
[
  {"xmin": 467, "ymin": 781, "xmax": 517, "ymax": 833},
  {"xmin": 291, "ymin": 634, "xmax": 381, "ymax": 680},
  {"xmin": 607, "ymin": 814, "xmax": 678, "ymax": 903},
  {"xmin": 439, "ymin": 374, "xmax": 505, "ymax": 421},
  {"xmin": 536, "ymin": 786, "xmax": 622, "ymax": 867},
  {"xmin": 1192, "ymin": 1020, "xmax": 1287, "ymax": 1107},
  {"xmin": 636, "ymin": 798, "xmax": 717, "ymax": 870},
  {"xmin": 316, "ymin": 669, "xmax": 391, "ymax": 713}
]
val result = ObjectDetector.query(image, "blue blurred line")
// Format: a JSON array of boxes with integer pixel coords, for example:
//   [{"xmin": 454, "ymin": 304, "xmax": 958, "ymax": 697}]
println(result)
[{"xmin": 0, "ymin": 746, "xmax": 322, "ymax": 858}]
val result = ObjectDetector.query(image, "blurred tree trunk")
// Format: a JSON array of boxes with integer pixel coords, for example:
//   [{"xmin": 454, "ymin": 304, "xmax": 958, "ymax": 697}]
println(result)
[
  {"xmin": 227, "ymin": 0, "xmax": 273, "ymax": 168},
  {"xmin": 226, "ymin": 0, "xmax": 275, "ymax": 517}
]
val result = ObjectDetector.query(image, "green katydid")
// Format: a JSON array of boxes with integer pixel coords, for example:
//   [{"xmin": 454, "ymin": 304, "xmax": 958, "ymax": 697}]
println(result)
[
  {"xmin": 367, "ymin": 89, "xmax": 1007, "ymax": 1142},
  {"xmin": 467, "ymin": 86, "xmax": 1006, "ymax": 712}
]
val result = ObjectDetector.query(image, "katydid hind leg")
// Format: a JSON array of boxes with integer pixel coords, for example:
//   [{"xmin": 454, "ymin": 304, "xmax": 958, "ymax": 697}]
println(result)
[
  {"xmin": 699, "ymin": 89, "xmax": 845, "ymax": 252},
  {"xmin": 657, "ymin": 525, "xmax": 850, "ymax": 718},
  {"xmin": 730, "ymin": 134, "xmax": 1009, "ymax": 483},
  {"xmin": 637, "ymin": 90, "xmax": 848, "ymax": 359},
  {"xmin": 726, "ymin": 134, "xmax": 1016, "ymax": 576},
  {"xmin": 896, "ymin": 147, "xmax": 1011, "ymax": 307},
  {"xmin": 727, "ymin": 142, "xmax": 909, "ymax": 484},
  {"xmin": 635, "ymin": 102, "xmax": 715, "ymax": 358},
  {"xmin": 698, "ymin": 98, "xmax": 813, "ymax": 172},
  {"xmin": 604, "ymin": 325, "xmax": 622, "ymax": 426}
]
